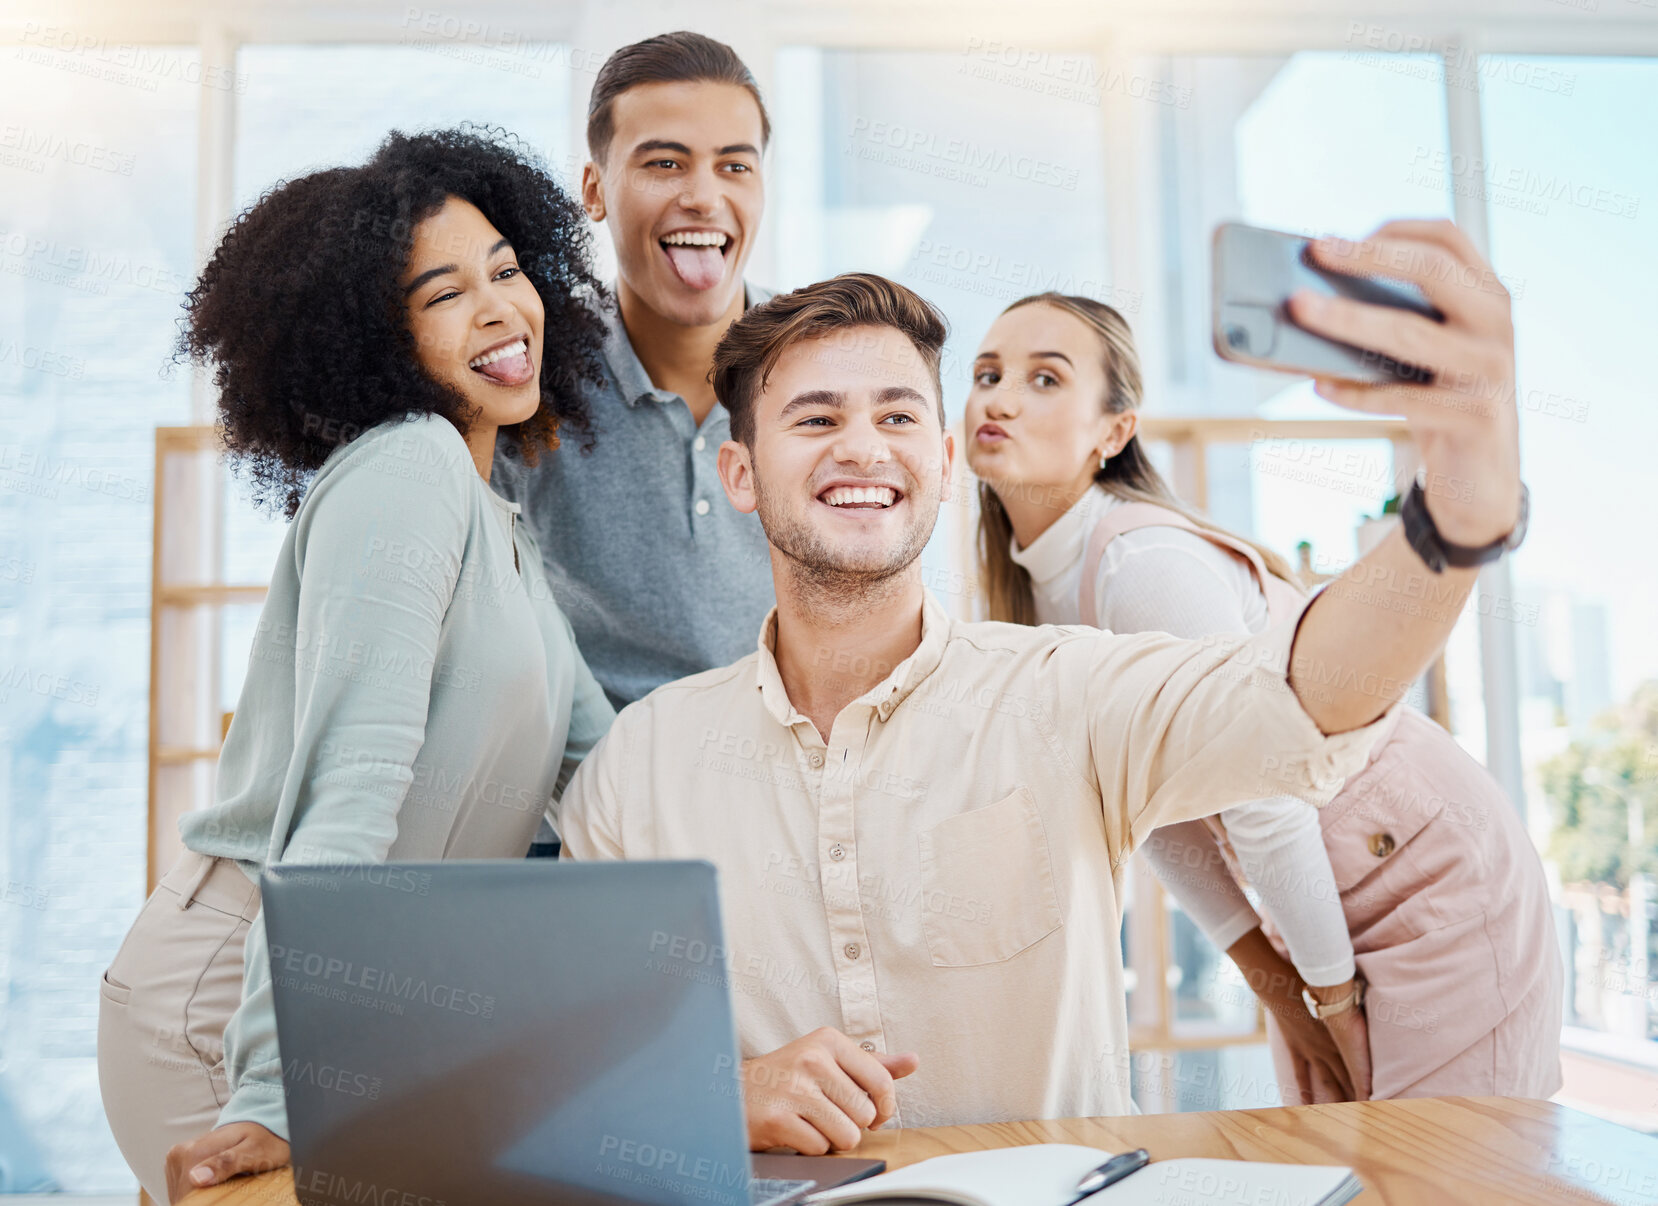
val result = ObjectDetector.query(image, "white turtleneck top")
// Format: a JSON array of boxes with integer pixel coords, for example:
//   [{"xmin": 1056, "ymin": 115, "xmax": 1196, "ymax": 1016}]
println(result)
[{"xmin": 1008, "ymin": 486, "xmax": 1355, "ymax": 986}]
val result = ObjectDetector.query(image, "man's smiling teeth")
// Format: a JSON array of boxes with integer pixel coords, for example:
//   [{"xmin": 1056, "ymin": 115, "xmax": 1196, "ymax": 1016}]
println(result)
[
  {"xmin": 823, "ymin": 486, "xmax": 896, "ymax": 508},
  {"xmin": 661, "ymin": 231, "xmax": 729, "ymax": 248},
  {"xmin": 468, "ymin": 339, "xmax": 526, "ymax": 369}
]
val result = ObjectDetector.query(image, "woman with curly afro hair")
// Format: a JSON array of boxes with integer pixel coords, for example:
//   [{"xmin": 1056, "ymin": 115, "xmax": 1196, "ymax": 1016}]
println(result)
[{"xmin": 97, "ymin": 127, "xmax": 619, "ymax": 1201}]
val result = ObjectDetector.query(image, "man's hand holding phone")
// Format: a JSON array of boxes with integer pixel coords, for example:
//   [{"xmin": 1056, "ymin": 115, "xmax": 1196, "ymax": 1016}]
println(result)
[
  {"xmin": 1217, "ymin": 218, "xmax": 1526, "ymax": 734},
  {"xmin": 1289, "ymin": 220, "xmax": 1523, "ymax": 549},
  {"xmin": 741, "ymin": 1027, "xmax": 920, "ymax": 1154}
]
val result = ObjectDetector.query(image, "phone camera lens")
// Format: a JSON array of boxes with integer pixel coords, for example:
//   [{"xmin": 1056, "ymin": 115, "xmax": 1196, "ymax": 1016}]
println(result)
[{"xmin": 1224, "ymin": 324, "xmax": 1249, "ymax": 350}]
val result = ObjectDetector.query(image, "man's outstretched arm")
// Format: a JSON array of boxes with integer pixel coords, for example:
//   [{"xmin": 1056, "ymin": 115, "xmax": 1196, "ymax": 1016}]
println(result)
[{"xmin": 1284, "ymin": 220, "xmax": 1524, "ymax": 735}]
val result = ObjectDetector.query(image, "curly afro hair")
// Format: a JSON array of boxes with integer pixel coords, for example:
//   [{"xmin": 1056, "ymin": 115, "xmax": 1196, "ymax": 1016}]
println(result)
[{"xmin": 180, "ymin": 125, "xmax": 611, "ymax": 517}]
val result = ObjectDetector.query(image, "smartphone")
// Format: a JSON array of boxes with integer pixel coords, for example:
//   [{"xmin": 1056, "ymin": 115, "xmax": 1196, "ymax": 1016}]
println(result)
[{"xmin": 1211, "ymin": 221, "xmax": 1443, "ymax": 385}]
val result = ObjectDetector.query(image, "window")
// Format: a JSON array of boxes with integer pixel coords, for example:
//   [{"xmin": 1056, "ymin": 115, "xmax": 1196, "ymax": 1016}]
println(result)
[
  {"xmin": 234, "ymin": 42, "xmax": 579, "ymax": 209},
  {"xmin": 1482, "ymin": 56, "xmax": 1658, "ymax": 1067},
  {"xmin": 0, "ymin": 40, "xmax": 200, "ymax": 1192}
]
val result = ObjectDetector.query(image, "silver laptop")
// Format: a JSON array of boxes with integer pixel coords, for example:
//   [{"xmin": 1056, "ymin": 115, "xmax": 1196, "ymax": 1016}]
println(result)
[{"xmin": 262, "ymin": 860, "xmax": 875, "ymax": 1206}]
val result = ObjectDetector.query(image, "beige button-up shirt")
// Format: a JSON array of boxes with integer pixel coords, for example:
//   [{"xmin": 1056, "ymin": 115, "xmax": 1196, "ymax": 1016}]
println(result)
[{"xmin": 558, "ymin": 591, "xmax": 1391, "ymax": 1128}]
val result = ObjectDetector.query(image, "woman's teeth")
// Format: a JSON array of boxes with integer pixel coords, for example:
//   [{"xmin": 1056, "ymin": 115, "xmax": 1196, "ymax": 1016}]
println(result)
[
  {"xmin": 661, "ymin": 231, "xmax": 729, "ymax": 248},
  {"xmin": 468, "ymin": 339, "xmax": 527, "ymax": 370},
  {"xmin": 824, "ymin": 486, "xmax": 897, "ymax": 508}
]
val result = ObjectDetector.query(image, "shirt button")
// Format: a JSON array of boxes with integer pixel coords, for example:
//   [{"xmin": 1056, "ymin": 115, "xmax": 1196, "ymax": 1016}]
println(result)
[
  {"xmin": 1368, "ymin": 832, "xmax": 1397, "ymax": 858},
  {"xmin": 859, "ymin": 1041, "xmax": 876, "ymax": 1053},
  {"xmin": 693, "ymin": 436, "xmax": 707, "ymax": 452},
  {"xmin": 808, "ymin": 750, "xmax": 824, "ymax": 768},
  {"xmin": 844, "ymin": 943, "xmax": 861, "ymax": 960},
  {"xmin": 694, "ymin": 498, "xmax": 711, "ymax": 516},
  {"xmin": 829, "ymin": 843, "xmax": 846, "ymax": 861}
]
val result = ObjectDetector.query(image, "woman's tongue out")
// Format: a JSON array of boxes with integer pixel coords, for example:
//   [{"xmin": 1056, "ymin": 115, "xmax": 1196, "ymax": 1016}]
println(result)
[
  {"xmin": 473, "ymin": 346, "xmax": 535, "ymax": 387},
  {"xmin": 663, "ymin": 242, "xmax": 726, "ymax": 291}
]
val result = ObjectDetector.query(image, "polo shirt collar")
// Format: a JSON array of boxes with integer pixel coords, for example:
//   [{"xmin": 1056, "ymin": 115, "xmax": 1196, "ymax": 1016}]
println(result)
[
  {"xmin": 754, "ymin": 590, "xmax": 953, "ymax": 728},
  {"xmin": 604, "ymin": 282, "xmax": 767, "ymax": 410},
  {"xmin": 599, "ymin": 298, "xmax": 657, "ymax": 408}
]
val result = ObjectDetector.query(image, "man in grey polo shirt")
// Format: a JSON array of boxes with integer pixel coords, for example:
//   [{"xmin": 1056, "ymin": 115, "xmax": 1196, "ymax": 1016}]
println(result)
[
  {"xmin": 501, "ymin": 288, "xmax": 775, "ymax": 707},
  {"xmin": 497, "ymin": 32, "xmax": 776, "ymax": 720}
]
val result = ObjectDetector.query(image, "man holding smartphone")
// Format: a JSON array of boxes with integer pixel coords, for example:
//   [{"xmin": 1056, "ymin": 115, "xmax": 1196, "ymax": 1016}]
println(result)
[{"xmin": 559, "ymin": 222, "xmax": 1528, "ymax": 1149}]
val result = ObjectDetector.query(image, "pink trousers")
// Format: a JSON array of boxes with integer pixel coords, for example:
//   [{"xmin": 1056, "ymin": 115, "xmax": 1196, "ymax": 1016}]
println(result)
[{"xmin": 1261, "ymin": 709, "xmax": 1564, "ymax": 1099}]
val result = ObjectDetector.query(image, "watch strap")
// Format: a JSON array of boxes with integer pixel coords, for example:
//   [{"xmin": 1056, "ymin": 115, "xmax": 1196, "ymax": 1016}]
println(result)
[
  {"xmin": 1303, "ymin": 978, "xmax": 1365, "ymax": 1020},
  {"xmin": 1400, "ymin": 478, "xmax": 1529, "ymax": 574}
]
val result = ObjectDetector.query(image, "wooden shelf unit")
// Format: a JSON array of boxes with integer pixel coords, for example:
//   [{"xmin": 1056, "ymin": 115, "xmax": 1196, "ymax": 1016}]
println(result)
[{"xmin": 147, "ymin": 425, "xmax": 268, "ymax": 893}]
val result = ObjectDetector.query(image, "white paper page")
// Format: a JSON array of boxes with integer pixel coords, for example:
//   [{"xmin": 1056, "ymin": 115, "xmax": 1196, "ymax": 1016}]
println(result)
[
  {"xmin": 806, "ymin": 1144, "xmax": 1116, "ymax": 1206},
  {"xmin": 1092, "ymin": 1158, "xmax": 1358, "ymax": 1205}
]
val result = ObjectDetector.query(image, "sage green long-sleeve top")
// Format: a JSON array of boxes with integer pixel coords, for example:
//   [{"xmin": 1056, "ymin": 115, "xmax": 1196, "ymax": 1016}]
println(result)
[{"xmin": 180, "ymin": 414, "xmax": 614, "ymax": 1139}]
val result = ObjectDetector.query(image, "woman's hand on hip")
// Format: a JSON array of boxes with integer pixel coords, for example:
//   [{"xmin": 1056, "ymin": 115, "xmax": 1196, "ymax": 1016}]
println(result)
[
  {"xmin": 1269, "ymin": 989, "xmax": 1356, "ymax": 1104},
  {"xmin": 1304, "ymin": 977, "xmax": 1373, "ymax": 1101},
  {"xmin": 164, "ymin": 1122, "xmax": 290, "ymax": 1203},
  {"xmin": 1228, "ymin": 929, "xmax": 1355, "ymax": 1104},
  {"xmin": 1322, "ymin": 1004, "xmax": 1373, "ymax": 1101}
]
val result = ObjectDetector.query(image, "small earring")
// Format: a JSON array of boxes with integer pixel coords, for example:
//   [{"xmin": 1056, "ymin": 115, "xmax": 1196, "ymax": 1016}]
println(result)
[{"xmin": 1098, "ymin": 450, "xmax": 1109, "ymax": 470}]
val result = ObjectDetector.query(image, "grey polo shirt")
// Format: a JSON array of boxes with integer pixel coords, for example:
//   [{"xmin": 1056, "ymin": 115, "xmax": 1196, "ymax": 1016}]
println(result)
[{"xmin": 494, "ymin": 284, "xmax": 777, "ymax": 710}]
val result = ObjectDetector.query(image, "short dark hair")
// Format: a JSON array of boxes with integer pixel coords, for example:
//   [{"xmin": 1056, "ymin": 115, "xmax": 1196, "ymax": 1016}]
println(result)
[
  {"xmin": 180, "ymin": 126, "xmax": 608, "ymax": 518},
  {"xmin": 711, "ymin": 273, "xmax": 949, "ymax": 446},
  {"xmin": 586, "ymin": 31, "xmax": 771, "ymax": 165}
]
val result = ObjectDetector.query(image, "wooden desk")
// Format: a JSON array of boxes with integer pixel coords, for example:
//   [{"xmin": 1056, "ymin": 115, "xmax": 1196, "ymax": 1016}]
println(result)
[{"xmin": 181, "ymin": 1097, "xmax": 1656, "ymax": 1206}]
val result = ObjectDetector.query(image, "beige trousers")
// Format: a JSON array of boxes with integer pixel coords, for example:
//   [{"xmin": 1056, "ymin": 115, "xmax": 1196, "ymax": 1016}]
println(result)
[{"xmin": 97, "ymin": 850, "xmax": 261, "ymax": 1204}]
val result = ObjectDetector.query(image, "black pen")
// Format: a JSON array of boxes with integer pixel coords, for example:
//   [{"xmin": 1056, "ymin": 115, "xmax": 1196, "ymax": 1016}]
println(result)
[{"xmin": 1060, "ymin": 1149, "xmax": 1151, "ymax": 1205}]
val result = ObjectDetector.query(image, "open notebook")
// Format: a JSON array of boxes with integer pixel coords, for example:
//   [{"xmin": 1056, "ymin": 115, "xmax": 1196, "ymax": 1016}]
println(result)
[{"xmin": 804, "ymin": 1144, "xmax": 1363, "ymax": 1206}]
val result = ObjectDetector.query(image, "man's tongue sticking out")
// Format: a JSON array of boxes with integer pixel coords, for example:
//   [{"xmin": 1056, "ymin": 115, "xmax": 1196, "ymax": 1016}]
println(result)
[{"xmin": 664, "ymin": 243, "xmax": 725, "ymax": 291}]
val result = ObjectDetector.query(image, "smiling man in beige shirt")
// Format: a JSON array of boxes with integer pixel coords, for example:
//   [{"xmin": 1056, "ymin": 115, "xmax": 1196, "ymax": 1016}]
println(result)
[{"xmin": 559, "ymin": 222, "xmax": 1526, "ymax": 1153}]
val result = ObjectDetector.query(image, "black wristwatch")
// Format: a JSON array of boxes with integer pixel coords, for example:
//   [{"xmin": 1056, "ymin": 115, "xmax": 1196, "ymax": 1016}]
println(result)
[{"xmin": 1399, "ymin": 477, "xmax": 1529, "ymax": 573}]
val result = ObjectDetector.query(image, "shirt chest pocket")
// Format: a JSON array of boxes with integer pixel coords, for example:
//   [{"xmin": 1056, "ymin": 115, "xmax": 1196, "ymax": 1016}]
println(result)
[{"xmin": 916, "ymin": 787, "xmax": 1064, "ymax": 967}]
